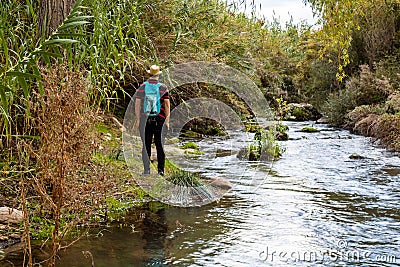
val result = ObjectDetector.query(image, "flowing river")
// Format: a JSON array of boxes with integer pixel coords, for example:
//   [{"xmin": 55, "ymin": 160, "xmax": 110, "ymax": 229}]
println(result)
[{"xmin": 2, "ymin": 121, "xmax": 400, "ymax": 266}]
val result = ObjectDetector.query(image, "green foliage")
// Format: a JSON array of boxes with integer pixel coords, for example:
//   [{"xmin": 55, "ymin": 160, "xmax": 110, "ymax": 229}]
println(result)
[
  {"xmin": 291, "ymin": 108, "xmax": 308, "ymax": 120},
  {"xmin": 0, "ymin": 0, "xmax": 91, "ymax": 139},
  {"xmin": 245, "ymin": 122, "xmax": 261, "ymax": 133},
  {"xmin": 306, "ymin": 0, "xmax": 370, "ymax": 80},
  {"xmin": 307, "ymin": 0, "xmax": 399, "ymax": 81},
  {"xmin": 81, "ymin": 0, "xmax": 154, "ymax": 106},
  {"xmin": 165, "ymin": 158, "xmax": 203, "ymax": 187},
  {"xmin": 165, "ymin": 158, "xmax": 179, "ymax": 171},
  {"xmin": 299, "ymin": 60, "xmax": 338, "ymax": 108},
  {"xmin": 274, "ymin": 124, "xmax": 290, "ymax": 141},
  {"xmin": 30, "ymin": 214, "xmax": 59, "ymax": 240},
  {"xmin": 322, "ymin": 64, "xmax": 392, "ymax": 125},
  {"xmin": 95, "ymin": 123, "xmax": 112, "ymax": 134},
  {"xmin": 106, "ymin": 197, "xmax": 131, "ymax": 215},
  {"xmin": 181, "ymin": 142, "xmax": 199, "ymax": 150},
  {"xmin": 322, "ymin": 85, "xmax": 360, "ymax": 125},
  {"xmin": 353, "ymin": 65, "xmax": 393, "ymax": 104},
  {"xmin": 248, "ymin": 127, "xmax": 286, "ymax": 161},
  {"xmin": 374, "ymin": 55, "xmax": 400, "ymax": 92}
]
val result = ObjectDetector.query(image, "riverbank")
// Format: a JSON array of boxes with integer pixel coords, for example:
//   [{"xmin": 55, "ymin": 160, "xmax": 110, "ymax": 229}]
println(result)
[{"xmin": 346, "ymin": 103, "xmax": 400, "ymax": 152}]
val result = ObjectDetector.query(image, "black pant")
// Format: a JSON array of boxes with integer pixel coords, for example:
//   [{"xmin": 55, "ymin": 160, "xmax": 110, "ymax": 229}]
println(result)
[{"xmin": 139, "ymin": 116, "xmax": 166, "ymax": 174}]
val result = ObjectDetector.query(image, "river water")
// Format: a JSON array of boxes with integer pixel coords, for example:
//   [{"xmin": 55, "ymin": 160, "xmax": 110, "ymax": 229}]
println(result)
[{"xmin": 2, "ymin": 122, "xmax": 400, "ymax": 266}]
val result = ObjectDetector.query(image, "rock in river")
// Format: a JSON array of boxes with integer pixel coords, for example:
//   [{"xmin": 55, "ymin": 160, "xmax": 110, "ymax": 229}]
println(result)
[
  {"xmin": 0, "ymin": 207, "xmax": 23, "ymax": 224},
  {"xmin": 349, "ymin": 153, "xmax": 366, "ymax": 160},
  {"xmin": 209, "ymin": 177, "xmax": 232, "ymax": 191},
  {"xmin": 284, "ymin": 103, "xmax": 322, "ymax": 121}
]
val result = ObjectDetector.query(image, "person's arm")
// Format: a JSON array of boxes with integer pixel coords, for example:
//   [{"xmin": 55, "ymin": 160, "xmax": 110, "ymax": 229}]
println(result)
[
  {"xmin": 135, "ymin": 98, "xmax": 141, "ymax": 128},
  {"xmin": 164, "ymin": 99, "xmax": 170, "ymax": 129}
]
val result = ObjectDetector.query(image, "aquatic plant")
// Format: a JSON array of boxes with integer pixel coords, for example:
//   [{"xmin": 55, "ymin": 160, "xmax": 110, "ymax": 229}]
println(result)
[
  {"xmin": 166, "ymin": 169, "xmax": 204, "ymax": 187},
  {"xmin": 248, "ymin": 127, "xmax": 286, "ymax": 161},
  {"xmin": 181, "ymin": 142, "xmax": 199, "ymax": 150}
]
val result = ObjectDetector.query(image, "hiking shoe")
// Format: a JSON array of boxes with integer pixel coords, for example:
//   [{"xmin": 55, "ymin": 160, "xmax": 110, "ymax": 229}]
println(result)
[
  {"xmin": 158, "ymin": 171, "xmax": 164, "ymax": 176},
  {"xmin": 143, "ymin": 169, "xmax": 150, "ymax": 176}
]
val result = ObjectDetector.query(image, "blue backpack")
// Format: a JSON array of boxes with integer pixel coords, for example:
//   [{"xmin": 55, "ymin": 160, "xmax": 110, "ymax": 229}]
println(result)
[{"xmin": 143, "ymin": 81, "xmax": 162, "ymax": 117}]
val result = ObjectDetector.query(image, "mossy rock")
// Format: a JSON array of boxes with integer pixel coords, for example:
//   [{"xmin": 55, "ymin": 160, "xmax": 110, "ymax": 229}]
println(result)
[
  {"xmin": 181, "ymin": 118, "xmax": 227, "ymax": 137},
  {"xmin": 299, "ymin": 126, "xmax": 320, "ymax": 133},
  {"xmin": 284, "ymin": 103, "xmax": 322, "ymax": 121},
  {"xmin": 204, "ymin": 126, "xmax": 227, "ymax": 136},
  {"xmin": 275, "ymin": 131, "xmax": 289, "ymax": 141},
  {"xmin": 245, "ymin": 123, "xmax": 261, "ymax": 133},
  {"xmin": 179, "ymin": 130, "xmax": 202, "ymax": 138},
  {"xmin": 275, "ymin": 124, "xmax": 290, "ymax": 141},
  {"xmin": 181, "ymin": 142, "xmax": 199, "ymax": 150},
  {"xmin": 184, "ymin": 149, "xmax": 205, "ymax": 155},
  {"xmin": 349, "ymin": 153, "xmax": 366, "ymax": 160}
]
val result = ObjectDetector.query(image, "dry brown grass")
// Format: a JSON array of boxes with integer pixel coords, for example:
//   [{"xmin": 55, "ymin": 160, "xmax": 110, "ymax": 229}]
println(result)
[
  {"xmin": 18, "ymin": 64, "xmax": 121, "ymax": 266},
  {"xmin": 352, "ymin": 112, "xmax": 400, "ymax": 151},
  {"xmin": 374, "ymin": 114, "xmax": 400, "ymax": 151},
  {"xmin": 353, "ymin": 114, "xmax": 381, "ymax": 136}
]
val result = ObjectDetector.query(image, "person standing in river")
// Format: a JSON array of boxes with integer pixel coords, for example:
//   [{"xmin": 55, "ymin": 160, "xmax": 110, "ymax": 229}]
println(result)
[{"xmin": 135, "ymin": 65, "xmax": 170, "ymax": 176}]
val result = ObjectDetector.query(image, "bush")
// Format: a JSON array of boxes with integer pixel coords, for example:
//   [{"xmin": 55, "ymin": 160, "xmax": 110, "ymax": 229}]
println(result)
[
  {"xmin": 300, "ymin": 60, "xmax": 339, "ymax": 108},
  {"xmin": 322, "ymin": 85, "xmax": 361, "ymax": 125},
  {"xmin": 377, "ymin": 114, "xmax": 400, "ymax": 151},
  {"xmin": 374, "ymin": 55, "xmax": 400, "ymax": 91},
  {"xmin": 356, "ymin": 65, "xmax": 392, "ymax": 104},
  {"xmin": 346, "ymin": 105, "xmax": 376, "ymax": 127},
  {"xmin": 322, "ymin": 64, "xmax": 393, "ymax": 125},
  {"xmin": 386, "ymin": 92, "xmax": 400, "ymax": 114}
]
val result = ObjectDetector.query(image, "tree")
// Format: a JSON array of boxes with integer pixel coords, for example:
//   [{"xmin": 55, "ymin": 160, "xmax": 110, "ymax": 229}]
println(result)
[
  {"xmin": 38, "ymin": 0, "xmax": 77, "ymax": 39},
  {"xmin": 361, "ymin": 1, "xmax": 396, "ymax": 65},
  {"xmin": 305, "ymin": 0, "xmax": 398, "ymax": 81}
]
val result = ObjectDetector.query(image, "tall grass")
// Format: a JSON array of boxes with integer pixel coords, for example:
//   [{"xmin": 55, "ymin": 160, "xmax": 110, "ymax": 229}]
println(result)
[
  {"xmin": 0, "ymin": 0, "xmax": 157, "ymax": 157},
  {"xmin": 82, "ymin": 0, "xmax": 156, "ymax": 106},
  {"xmin": 0, "ymin": 0, "xmax": 38, "ymax": 139},
  {"xmin": 0, "ymin": 0, "xmax": 91, "ymax": 150}
]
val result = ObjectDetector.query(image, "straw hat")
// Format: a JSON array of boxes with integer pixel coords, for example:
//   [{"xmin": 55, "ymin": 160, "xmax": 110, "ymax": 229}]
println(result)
[{"xmin": 147, "ymin": 65, "xmax": 162, "ymax": 76}]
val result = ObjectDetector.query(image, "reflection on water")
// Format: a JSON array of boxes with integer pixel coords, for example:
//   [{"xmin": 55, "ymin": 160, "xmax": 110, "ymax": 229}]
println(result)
[{"xmin": 2, "ymin": 122, "xmax": 400, "ymax": 266}]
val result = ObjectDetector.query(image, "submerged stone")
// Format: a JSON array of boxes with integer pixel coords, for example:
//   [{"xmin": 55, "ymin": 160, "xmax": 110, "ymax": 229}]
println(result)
[
  {"xmin": 299, "ymin": 126, "xmax": 320, "ymax": 133},
  {"xmin": 0, "ymin": 207, "xmax": 23, "ymax": 225},
  {"xmin": 208, "ymin": 177, "xmax": 232, "ymax": 191},
  {"xmin": 284, "ymin": 103, "xmax": 322, "ymax": 121},
  {"xmin": 349, "ymin": 153, "xmax": 366, "ymax": 160}
]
